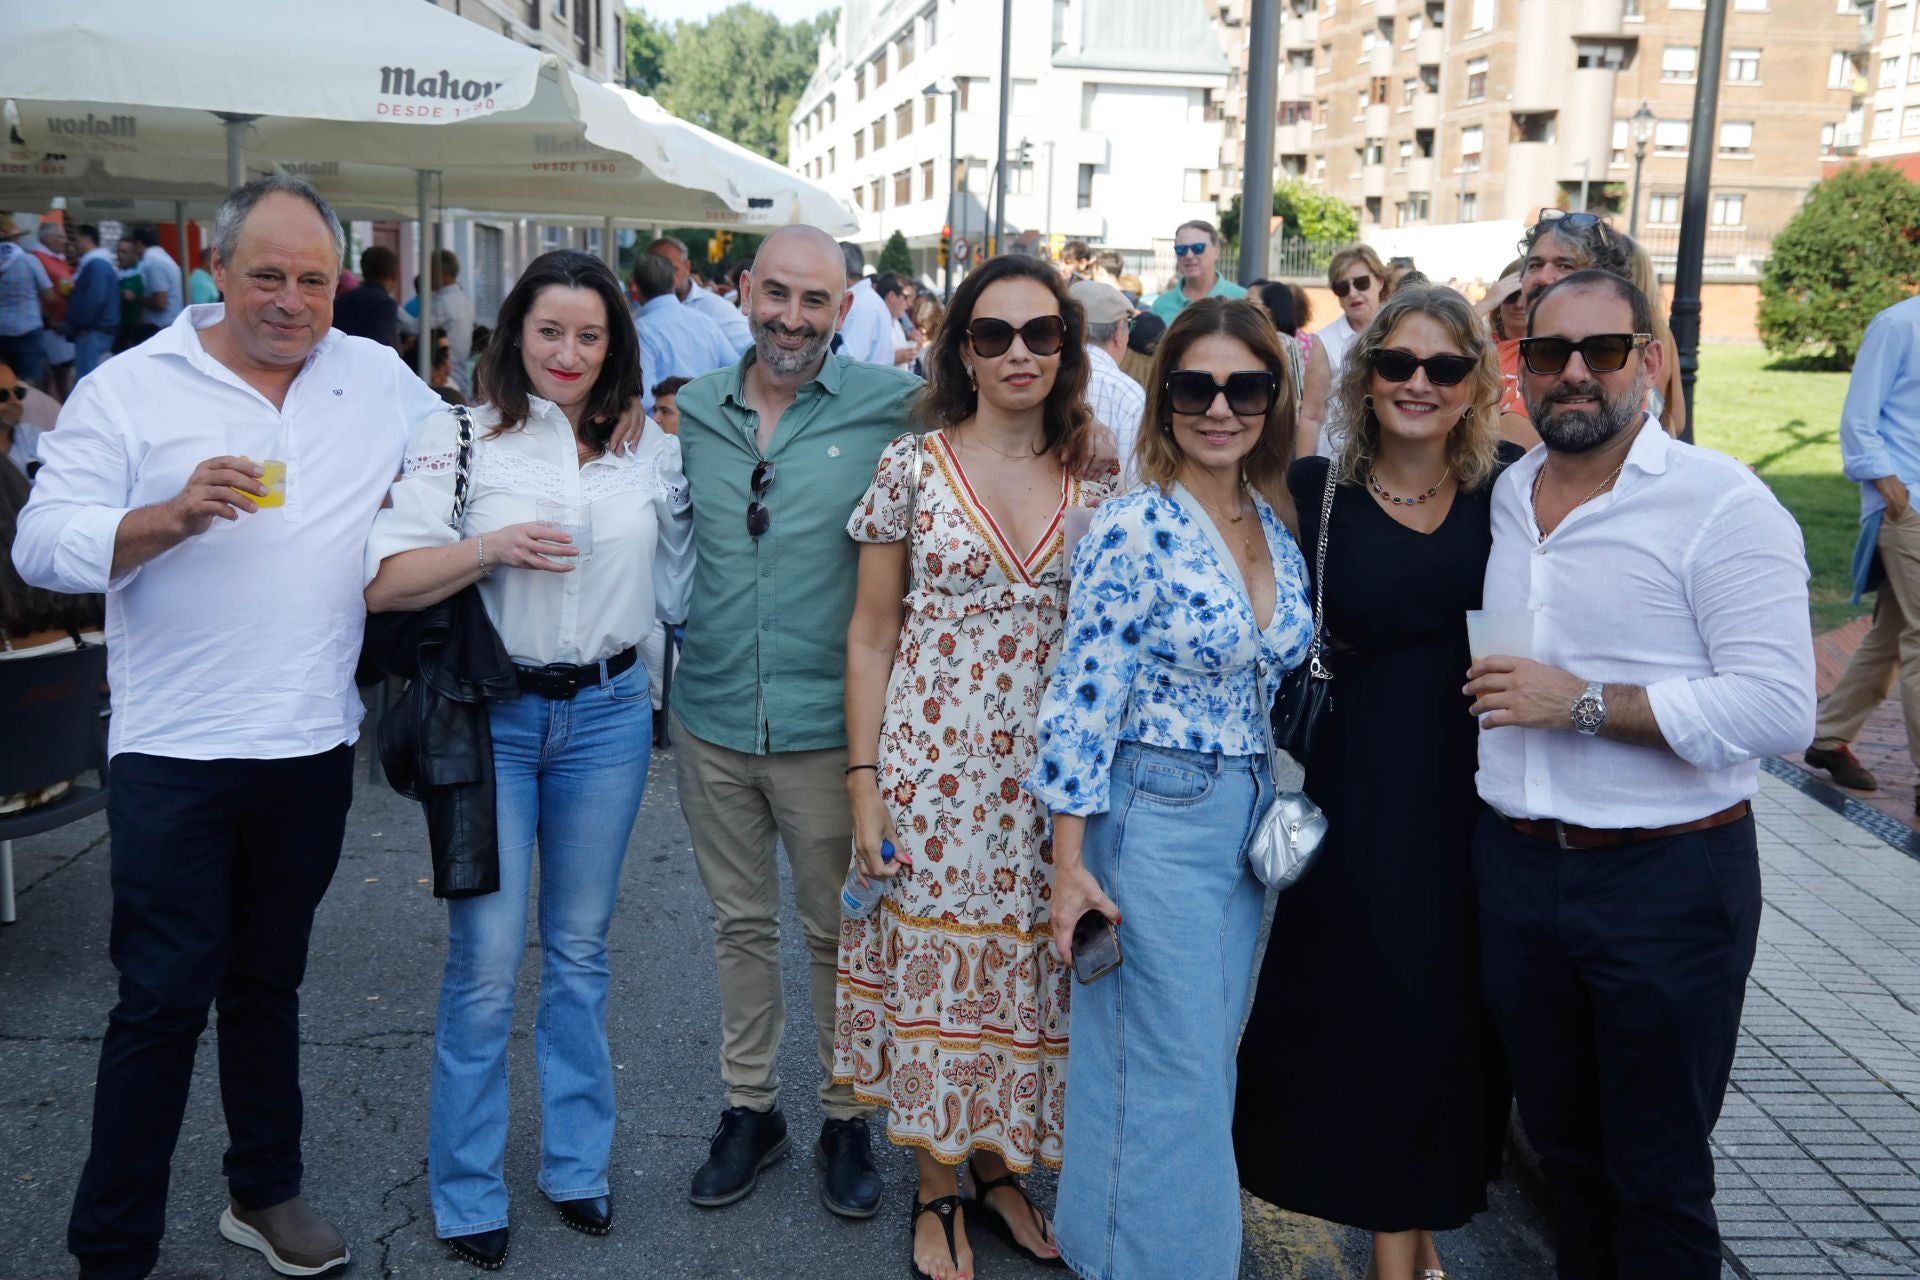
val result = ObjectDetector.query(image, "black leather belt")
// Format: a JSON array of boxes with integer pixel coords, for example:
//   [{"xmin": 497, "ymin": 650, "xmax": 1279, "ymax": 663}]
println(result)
[{"xmin": 514, "ymin": 645, "xmax": 638, "ymax": 700}]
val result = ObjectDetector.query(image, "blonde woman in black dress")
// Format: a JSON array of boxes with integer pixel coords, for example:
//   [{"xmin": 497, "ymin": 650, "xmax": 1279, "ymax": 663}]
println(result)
[{"xmin": 1233, "ymin": 285, "xmax": 1516, "ymax": 1280}]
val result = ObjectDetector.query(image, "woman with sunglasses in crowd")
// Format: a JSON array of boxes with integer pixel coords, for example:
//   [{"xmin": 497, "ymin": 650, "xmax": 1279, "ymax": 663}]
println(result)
[
  {"xmin": 364, "ymin": 250, "xmax": 692, "ymax": 1269},
  {"xmin": 838, "ymin": 253, "xmax": 1114, "ymax": 1280},
  {"xmin": 1026, "ymin": 298, "xmax": 1311, "ymax": 1280},
  {"xmin": 1298, "ymin": 243, "xmax": 1387, "ymax": 459},
  {"xmin": 1232, "ymin": 286, "xmax": 1518, "ymax": 1280}
]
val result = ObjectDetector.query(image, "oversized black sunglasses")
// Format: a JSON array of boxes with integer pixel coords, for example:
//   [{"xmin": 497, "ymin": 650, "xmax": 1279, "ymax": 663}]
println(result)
[
  {"xmin": 1518, "ymin": 333, "xmax": 1651, "ymax": 377},
  {"xmin": 746, "ymin": 459, "xmax": 776, "ymax": 538},
  {"xmin": 1165, "ymin": 369, "xmax": 1279, "ymax": 417},
  {"xmin": 966, "ymin": 315, "xmax": 1065, "ymax": 359},
  {"xmin": 0, "ymin": 387, "xmax": 20, "ymax": 404},
  {"xmin": 1371, "ymin": 348, "xmax": 1477, "ymax": 387},
  {"xmin": 1331, "ymin": 273, "xmax": 1373, "ymax": 298}
]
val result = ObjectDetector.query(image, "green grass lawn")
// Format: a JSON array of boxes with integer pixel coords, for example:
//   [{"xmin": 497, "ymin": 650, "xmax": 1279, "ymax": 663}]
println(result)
[{"xmin": 1691, "ymin": 344, "xmax": 1861, "ymax": 634}]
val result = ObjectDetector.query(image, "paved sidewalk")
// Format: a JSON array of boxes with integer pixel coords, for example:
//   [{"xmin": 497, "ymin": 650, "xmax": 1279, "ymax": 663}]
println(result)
[
  {"xmin": 1784, "ymin": 613, "xmax": 1918, "ymax": 837},
  {"xmin": 1718, "ymin": 772, "xmax": 1920, "ymax": 1277}
]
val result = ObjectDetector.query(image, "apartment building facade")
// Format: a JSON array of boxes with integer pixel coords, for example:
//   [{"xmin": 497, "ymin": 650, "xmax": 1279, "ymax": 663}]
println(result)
[
  {"xmin": 787, "ymin": 0, "xmax": 1230, "ymax": 272},
  {"xmin": 1207, "ymin": 0, "xmax": 1860, "ymax": 266},
  {"xmin": 425, "ymin": 0, "xmax": 625, "ymax": 84},
  {"xmin": 1828, "ymin": 0, "xmax": 1920, "ymax": 177}
]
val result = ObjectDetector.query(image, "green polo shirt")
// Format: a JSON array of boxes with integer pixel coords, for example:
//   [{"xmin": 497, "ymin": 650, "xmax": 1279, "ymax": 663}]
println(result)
[
  {"xmin": 674, "ymin": 350, "xmax": 923, "ymax": 755},
  {"xmin": 1149, "ymin": 273, "xmax": 1247, "ymax": 321}
]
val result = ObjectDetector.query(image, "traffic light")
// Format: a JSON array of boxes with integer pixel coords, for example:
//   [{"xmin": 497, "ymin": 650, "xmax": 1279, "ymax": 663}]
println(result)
[
  {"xmin": 707, "ymin": 229, "xmax": 733, "ymax": 263},
  {"xmin": 938, "ymin": 224, "xmax": 951, "ymax": 268},
  {"xmin": 1016, "ymin": 140, "xmax": 1032, "ymax": 165}
]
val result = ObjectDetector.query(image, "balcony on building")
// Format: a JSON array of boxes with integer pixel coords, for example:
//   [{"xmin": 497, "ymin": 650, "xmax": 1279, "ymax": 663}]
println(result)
[
  {"xmin": 1279, "ymin": 64, "xmax": 1316, "ymax": 100},
  {"xmin": 1412, "ymin": 87, "xmax": 1439, "ymax": 129},
  {"xmin": 1282, "ymin": 1, "xmax": 1318, "ymax": 49},
  {"xmin": 1565, "ymin": 0, "xmax": 1628, "ymax": 36},
  {"xmin": 1406, "ymin": 155, "xmax": 1436, "ymax": 190},
  {"xmin": 1365, "ymin": 102, "xmax": 1392, "ymax": 137},
  {"xmin": 1362, "ymin": 162, "xmax": 1387, "ymax": 198},
  {"xmin": 1415, "ymin": 23, "xmax": 1443, "ymax": 66}
]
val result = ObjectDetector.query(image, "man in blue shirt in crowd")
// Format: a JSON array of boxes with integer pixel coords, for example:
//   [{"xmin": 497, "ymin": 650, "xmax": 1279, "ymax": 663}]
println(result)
[
  {"xmin": 1806, "ymin": 293, "xmax": 1920, "ymax": 807},
  {"xmin": 631, "ymin": 252, "xmax": 735, "ymax": 415},
  {"xmin": 63, "ymin": 224, "xmax": 120, "ymax": 382}
]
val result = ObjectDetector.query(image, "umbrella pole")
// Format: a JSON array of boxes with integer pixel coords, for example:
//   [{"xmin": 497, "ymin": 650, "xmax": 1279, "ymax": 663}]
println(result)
[
  {"xmin": 603, "ymin": 214, "xmax": 617, "ymax": 273},
  {"xmin": 217, "ymin": 113, "xmax": 259, "ymax": 191},
  {"xmin": 417, "ymin": 170, "xmax": 436, "ymax": 382},
  {"xmin": 174, "ymin": 204, "xmax": 190, "ymax": 294}
]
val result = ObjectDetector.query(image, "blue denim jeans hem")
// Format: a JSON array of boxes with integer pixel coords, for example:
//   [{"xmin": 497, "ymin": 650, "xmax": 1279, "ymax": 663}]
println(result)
[
  {"xmin": 427, "ymin": 660, "xmax": 652, "ymax": 1237},
  {"xmin": 1054, "ymin": 741, "xmax": 1269, "ymax": 1280},
  {"xmin": 438, "ymin": 1214, "xmax": 510, "ymax": 1241}
]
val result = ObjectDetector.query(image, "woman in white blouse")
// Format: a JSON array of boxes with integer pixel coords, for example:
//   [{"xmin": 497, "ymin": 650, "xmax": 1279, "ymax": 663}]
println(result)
[{"xmin": 365, "ymin": 250, "xmax": 693, "ymax": 1269}]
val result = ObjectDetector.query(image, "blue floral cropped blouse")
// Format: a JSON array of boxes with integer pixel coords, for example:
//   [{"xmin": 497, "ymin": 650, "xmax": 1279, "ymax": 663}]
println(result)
[{"xmin": 1025, "ymin": 485, "xmax": 1314, "ymax": 817}]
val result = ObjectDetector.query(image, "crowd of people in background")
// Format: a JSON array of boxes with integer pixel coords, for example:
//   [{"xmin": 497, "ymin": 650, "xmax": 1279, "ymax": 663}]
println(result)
[{"xmin": 5, "ymin": 175, "xmax": 1820, "ymax": 1280}]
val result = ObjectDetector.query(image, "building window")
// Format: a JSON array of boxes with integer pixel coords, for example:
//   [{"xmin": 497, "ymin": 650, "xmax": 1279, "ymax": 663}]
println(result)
[
  {"xmin": 827, "ymin": 146, "xmax": 836, "ymax": 173},
  {"xmin": 1876, "ymin": 108, "xmax": 1898, "ymax": 139},
  {"xmin": 1458, "ymin": 191, "xmax": 1478, "ymax": 221},
  {"xmin": 924, "ymin": 5, "xmax": 938, "ymax": 47},
  {"xmin": 1365, "ymin": 196, "xmax": 1383, "ymax": 224},
  {"xmin": 1403, "ymin": 77, "xmax": 1419, "ymax": 106},
  {"xmin": 854, "ymin": 128, "xmax": 865, "ymax": 159},
  {"xmin": 896, "ymin": 103, "xmax": 913, "ymax": 137},
  {"xmin": 1378, "ymin": 16, "xmax": 1394, "ymax": 42},
  {"xmin": 1362, "ymin": 138, "xmax": 1385, "ymax": 165},
  {"xmin": 1416, "ymin": 127, "xmax": 1434, "ymax": 156},
  {"xmin": 1315, "ymin": 154, "xmax": 1328, "ymax": 180},
  {"xmin": 1408, "ymin": 14, "xmax": 1425, "ymax": 39},
  {"xmin": 1625, "ymin": 0, "xmax": 1642, "ymax": 15},
  {"xmin": 1648, "ymin": 193, "xmax": 1681, "ymax": 223},
  {"xmin": 1662, "ymin": 45, "xmax": 1698, "ymax": 81},
  {"xmin": 895, "ymin": 31, "xmax": 913, "ymax": 69},
  {"xmin": 871, "ymin": 178, "xmax": 884, "ymax": 210},
  {"xmin": 955, "ymin": 77, "xmax": 972, "ymax": 111},
  {"xmin": 1362, "ymin": 28, "xmax": 1377, "ymax": 56},
  {"xmin": 1830, "ymin": 52, "xmax": 1855, "ymax": 88},
  {"xmin": 921, "ymin": 160, "xmax": 935, "ymax": 200},
  {"xmin": 1882, "ymin": 55, "xmax": 1904, "ymax": 87},
  {"xmin": 1612, "ymin": 118, "xmax": 1628, "ymax": 165},
  {"xmin": 1398, "ymin": 137, "xmax": 1415, "ymax": 165},
  {"xmin": 1655, "ymin": 119, "xmax": 1690, "ymax": 151},
  {"xmin": 1727, "ymin": 48, "xmax": 1759, "ymax": 81},
  {"xmin": 1513, "ymin": 111, "xmax": 1556, "ymax": 143},
  {"xmin": 1371, "ymin": 76, "xmax": 1391, "ymax": 105},
  {"xmin": 1469, "ymin": 0, "xmax": 1495, "ymax": 32},
  {"xmin": 1077, "ymin": 163, "xmax": 1095, "ymax": 209},
  {"xmin": 1577, "ymin": 42, "xmax": 1630, "ymax": 70},
  {"xmin": 1281, "ymin": 100, "xmax": 1313, "ymax": 124},
  {"xmin": 855, "ymin": 69, "xmax": 866, "ymax": 101},
  {"xmin": 1909, "ymin": 52, "xmax": 1920, "ymax": 82},
  {"xmin": 1356, "ymin": 88, "xmax": 1369, "ymax": 117},
  {"xmin": 1460, "ymin": 125, "xmax": 1484, "ymax": 168},
  {"xmin": 1718, "ymin": 120, "xmax": 1753, "ymax": 154},
  {"xmin": 1821, "ymin": 121, "xmax": 1837, "ymax": 154},
  {"xmin": 873, "ymin": 116, "xmax": 887, "ymax": 148},
  {"xmin": 852, "ymin": 186, "xmax": 866, "ymax": 211},
  {"xmin": 1712, "ymin": 193, "xmax": 1746, "ymax": 224},
  {"xmin": 894, "ymin": 169, "xmax": 911, "ymax": 206},
  {"xmin": 1184, "ymin": 169, "xmax": 1209, "ymax": 202},
  {"xmin": 873, "ymin": 54, "xmax": 888, "ymax": 89},
  {"xmin": 1466, "ymin": 56, "xmax": 1488, "ymax": 102},
  {"xmin": 1317, "ymin": 98, "xmax": 1330, "ymax": 126},
  {"xmin": 1906, "ymin": 105, "xmax": 1920, "ymax": 134}
]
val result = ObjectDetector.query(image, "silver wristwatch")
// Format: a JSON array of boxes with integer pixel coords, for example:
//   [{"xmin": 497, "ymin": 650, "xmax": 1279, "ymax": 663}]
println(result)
[{"xmin": 1570, "ymin": 681, "xmax": 1607, "ymax": 736}]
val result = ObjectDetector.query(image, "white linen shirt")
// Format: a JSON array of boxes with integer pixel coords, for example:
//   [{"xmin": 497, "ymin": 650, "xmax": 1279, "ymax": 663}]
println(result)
[
  {"xmin": 365, "ymin": 400, "xmax": 694, "ymax": 668},
  {"xmin": 837, "ymin": 278, "xmax": 899, "ymax": 365},
  {"xmin": 1085, "ymin": 344, "xmax": 1146, "ymax": 487},
  {"xmin": 683, "ymin": 285, "xmax": 753, "ymax": 356},
  {"xmin": 1476, "ymin": 416, "xmax": 1816, "ymax": 827},
  {"xmin": 11, "ymin": 304, "xmax": 446, "ymax": 760}
]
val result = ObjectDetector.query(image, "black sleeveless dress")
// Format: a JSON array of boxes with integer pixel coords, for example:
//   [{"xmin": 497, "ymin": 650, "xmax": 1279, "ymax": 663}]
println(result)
[{"xmin": 1231, "ymin": 447, "xmax": 1519, "ymax": 1232}]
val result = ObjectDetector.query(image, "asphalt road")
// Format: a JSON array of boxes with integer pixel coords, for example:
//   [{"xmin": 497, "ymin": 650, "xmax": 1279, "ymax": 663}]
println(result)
[{"xmin": 1, "ymin": 732, "xmax": 1557, "ymax": 1279}]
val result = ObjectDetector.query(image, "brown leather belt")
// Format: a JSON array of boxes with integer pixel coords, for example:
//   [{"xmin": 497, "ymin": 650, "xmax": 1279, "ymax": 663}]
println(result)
[{"xmin": 1505, "ymin": 801, "xmax": 1751, "ymax": 850}]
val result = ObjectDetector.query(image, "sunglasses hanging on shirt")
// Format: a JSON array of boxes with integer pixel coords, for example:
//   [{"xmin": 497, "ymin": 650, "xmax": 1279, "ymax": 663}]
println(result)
[{"xmin": 746, "ymin": 459, "xmax": 776, "ymax": 538}]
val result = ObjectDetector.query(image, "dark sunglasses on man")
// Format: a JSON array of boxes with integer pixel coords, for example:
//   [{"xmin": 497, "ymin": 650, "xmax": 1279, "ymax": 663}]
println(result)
[
  {"xmin": 746, "ymin": 459, "xmax": 776, "ymax": 538},
  {"xmin": 1164, "ymin": 369, "xmax": 1279, "ymax": 417},
  {"xmin": 1331, "ymin": 274, "xmax": 1372, "ymax": 299},
  {"xmin": 1172, "ymin": 243, "xmax": 1209, "ymax": 258},
  {"xmin": 1517, "ymin": 333, "xmax": 1651, "ymax": 377},
  {"xmin": 0, "ymin": 386, "xmax": 23, "ymax": 404},
  {"xmin": 965, "ymin": 315, "xmax": 1065, "ymax": 359},
  {"xmin": 1371, "ymin": 348, "xmax": 1476, "ymax": 387}
]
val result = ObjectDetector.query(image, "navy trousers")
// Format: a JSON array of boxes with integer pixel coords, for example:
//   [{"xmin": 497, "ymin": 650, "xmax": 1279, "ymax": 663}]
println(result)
[
  {"xmin": 1473, "ymin": 809, "xmax": 1761, "ymax": 1280},
  {"xmin": 68, "ymin": 746, "xmax": 353, "ymax": 1280}
]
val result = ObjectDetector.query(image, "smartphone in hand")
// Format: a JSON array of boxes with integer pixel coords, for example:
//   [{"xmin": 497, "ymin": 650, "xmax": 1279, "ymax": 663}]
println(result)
[{"xmin": 1071, "ymin": 910, "xmax": 1123, "ymax": 984}]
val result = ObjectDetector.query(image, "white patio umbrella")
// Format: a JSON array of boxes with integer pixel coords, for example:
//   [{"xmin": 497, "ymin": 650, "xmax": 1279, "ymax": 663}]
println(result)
[{"xmin": 3, "ymin": 0, "xmax": 747, "ymax": 372}]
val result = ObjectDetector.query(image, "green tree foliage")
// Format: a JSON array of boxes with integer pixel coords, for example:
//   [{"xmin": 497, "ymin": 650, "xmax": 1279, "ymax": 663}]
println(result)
[
  {"xmin": 877, "ymin": 230, "xmax": 914, "ymax": 274},
  {"xmin": 625, "ymin": 4, "xmax": 835, "ymax": 165},
  {"xmin": 622, "ymin": 9, "xmax": 671, "ymax": 96},
  {"xmin": 1221, "ymin": 180, "xmax": 1359, "ymax": 248},
  {"xmin": 1759, "ymin": 164, "xmax": 1920, "ymax": 368}
]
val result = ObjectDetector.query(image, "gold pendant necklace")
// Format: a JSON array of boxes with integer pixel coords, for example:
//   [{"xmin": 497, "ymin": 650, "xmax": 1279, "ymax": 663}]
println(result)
[{"xmin": 1533, "ymin": 458, "xmax": 1626, "ymax": 512}]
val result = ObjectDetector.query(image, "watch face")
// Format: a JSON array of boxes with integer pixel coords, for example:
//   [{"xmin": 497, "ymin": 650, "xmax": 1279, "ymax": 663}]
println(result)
[{"xmin": 1572, "ymin": 691, "xmax": 1606, "ymax": 734}]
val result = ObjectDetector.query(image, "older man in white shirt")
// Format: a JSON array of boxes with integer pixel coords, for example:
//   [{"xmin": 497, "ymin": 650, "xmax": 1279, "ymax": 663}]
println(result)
[
  {"xmin": 648, "ymin": 236, "xmax": 753, "ymax": 356},
  {"xmin": 1070, "ymin": 280, "xmax": 1145, "ymax": 486},
  {"xmin": 1464, "ymin": 270, "xmax": 1814, "ymax": 1280},
  {"xmin": 833, "ymin": 242, "xmax": 903, "ymax": 366},
  {"xmin": 14, "ymin": 176, "xmax": 445, "ymax": 1280}
]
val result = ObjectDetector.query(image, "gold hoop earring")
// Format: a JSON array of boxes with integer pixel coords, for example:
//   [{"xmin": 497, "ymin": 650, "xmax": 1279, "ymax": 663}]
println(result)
[{"xmin": 1461, "ymin": 405, "xmax": 1476, "ymax": 420}]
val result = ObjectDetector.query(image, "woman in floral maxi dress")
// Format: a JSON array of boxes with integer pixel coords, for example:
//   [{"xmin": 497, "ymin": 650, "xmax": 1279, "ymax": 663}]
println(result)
[{"xmin": 837, "ymin": 255, "xmax": 1111, "ymax": 1280}]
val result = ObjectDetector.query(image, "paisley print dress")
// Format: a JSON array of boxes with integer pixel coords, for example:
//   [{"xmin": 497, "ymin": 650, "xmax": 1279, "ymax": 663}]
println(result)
[{"xmin": 832, "ymin": 430, "xmax": 1112, "ymax": 1170}]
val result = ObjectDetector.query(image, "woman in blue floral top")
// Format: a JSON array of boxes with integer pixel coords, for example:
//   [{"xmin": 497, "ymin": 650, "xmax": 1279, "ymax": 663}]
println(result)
[{"xmin": 1026, "ymin": 298, "xmax": 1313, "ymax": 1280}]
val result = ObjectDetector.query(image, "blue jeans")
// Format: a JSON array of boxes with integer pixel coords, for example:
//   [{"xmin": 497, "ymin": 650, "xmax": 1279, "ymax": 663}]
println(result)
[
  {"xmin": 428, "ymin": 662, "xmax": 653, "ymax": 1238},
  {"xmin": 1055, "ymin": 742, "xmax": 1270, "ymax": 1280},
  {"xmin": 73, "ymin": 328, "xmax": 114, "ymax": 381},
  {"xmin": 0, "ymin": 328, "xmax": 47, "ymax": 383}
]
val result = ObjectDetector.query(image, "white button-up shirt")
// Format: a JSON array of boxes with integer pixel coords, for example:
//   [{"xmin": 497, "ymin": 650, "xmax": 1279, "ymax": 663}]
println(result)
[
  {"xmin": 683, "ymin": 284, "xmax": 753, "ymax": 356},
  {"xmin": 1476, "ymin": 416, "xmax": 1816, "ymax": 827},
  {"xmin": 837, "ymin": 277, "xmax": 901, "ymax": 366},
  {"xmin": 12, "ymin": 304, "xmax": 446, "ymax": 760},
  {"xmin": 1085, "ymin": 344, "xmax": 1146, "ymax": 487},
  {"xmin": 365, "ymin": 400, "xmax": 694, "ymax": 668}
]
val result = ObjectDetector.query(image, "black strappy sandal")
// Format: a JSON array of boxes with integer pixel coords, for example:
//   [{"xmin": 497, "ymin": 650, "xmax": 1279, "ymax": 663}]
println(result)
[
  {"xmin": 909, "ymin": 1193, "xmax": 966, "ymax": 1280},
  {"xmin": 967, "ymin": 1159, "xmax": 1066, "ymax": 1269}
]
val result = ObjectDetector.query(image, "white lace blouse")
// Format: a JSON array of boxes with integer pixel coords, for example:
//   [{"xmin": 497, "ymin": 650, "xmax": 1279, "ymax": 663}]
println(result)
[{"xmin": 365, "ymin": 398, "xmax": 695, "ymax": 667}]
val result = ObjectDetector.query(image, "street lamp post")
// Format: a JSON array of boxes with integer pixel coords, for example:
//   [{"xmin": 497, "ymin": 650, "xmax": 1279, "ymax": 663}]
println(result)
[
  {"xmin": 927, "ymin": 79, "xmax": 959, "ymax": 298},
  {"xmin": 1628, "ymin": 102, "xmax": 1655, "ymax": 236},
  {"xmin": 1670, "ymin": 0, "xmax": 1728, "ymax": 439}
]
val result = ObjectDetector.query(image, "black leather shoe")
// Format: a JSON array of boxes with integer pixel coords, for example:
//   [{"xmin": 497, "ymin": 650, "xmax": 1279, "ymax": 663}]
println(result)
[
  {"xmin": 816, "ymin": 1116, "xmax": 883, "ymax": 1218},
  {"xmin": 550, "ymin": 1194, "xmax": 612, "ymax": 1236},
  {"xmin": 445, "ymin": 1227, "xmax": 510, "ymax": 1270},
  {"xmin": 689, "ymin": 1106, "xmax": 790, "ymax": 1207}
]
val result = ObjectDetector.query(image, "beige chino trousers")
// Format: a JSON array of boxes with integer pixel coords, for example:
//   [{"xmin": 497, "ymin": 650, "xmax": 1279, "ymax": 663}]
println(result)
[
  {"xmin": 671, "ymin": 713, "xmax": 866, "ymax": 1120},
  {"xmin": 1814, "ymin": 507, "xmax": 1920, "ymax": 772}
]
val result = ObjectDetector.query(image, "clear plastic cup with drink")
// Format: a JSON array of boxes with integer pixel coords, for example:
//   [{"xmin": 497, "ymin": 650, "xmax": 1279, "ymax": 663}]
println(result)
[
  {"xmin": 536, "ymin": 499, "xmax": 593, "ymax": 564},
  {"xmin": 1465, "ymin": 608, "xmax": 1533, "ymax": 662}
]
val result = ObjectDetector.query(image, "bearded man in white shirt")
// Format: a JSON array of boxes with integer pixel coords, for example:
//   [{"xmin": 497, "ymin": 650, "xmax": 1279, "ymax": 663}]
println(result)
[
  {"xmin": 1463, "ymin": 269, "xmax": 1814, "ymax": 1280},
  {"xmin": 13, "ymin": 176, "xmax": 447, "ymax": 1280}
]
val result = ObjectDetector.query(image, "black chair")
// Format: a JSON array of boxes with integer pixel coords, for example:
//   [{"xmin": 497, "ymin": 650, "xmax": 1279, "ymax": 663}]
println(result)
[{"xmin": 0, "ymin": 645, "xmax": 110, "ymax": 924}]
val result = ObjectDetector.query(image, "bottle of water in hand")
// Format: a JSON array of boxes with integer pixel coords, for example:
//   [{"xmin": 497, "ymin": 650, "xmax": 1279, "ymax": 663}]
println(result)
[{"xmin": 840, "ymin": 839, "xmax": 896, "ymax": 918}]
